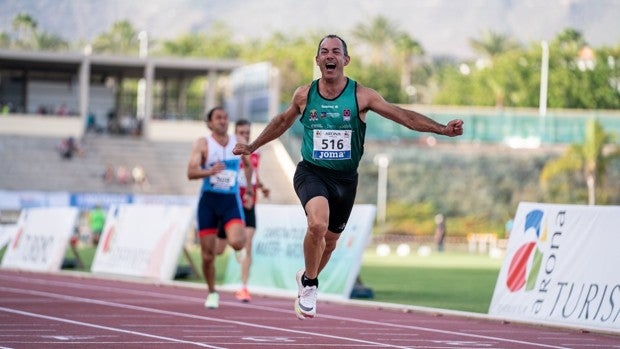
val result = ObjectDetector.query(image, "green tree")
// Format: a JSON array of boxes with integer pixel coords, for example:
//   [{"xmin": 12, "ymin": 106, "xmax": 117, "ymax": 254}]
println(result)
[
  {"xmin": 240, "ymin": 32, "xmax": 318, "ymax": 103},
  {"xmin": 540, "ymin": 119, "xmax": 620, "ymax": 205},
  {"xmin": 35, "ymin": 31, "xmax": 69, "ymax": 51},
  {"xmin": 394, "ymin": 32, "xmax": 425, "ymax": 102},
  {"xmin": 469, "ymin": 30, "xmax": 521, "ymax": 58},
  {"xmin": 12, "ymin": 12, "xmax": 38, "ymax": 50},
  {"xmin": 468, "ymin": 30, "xmax": 522, "ymax": 107},
  {"xmin": 351, "ymin": 15, "xmax": 400, "ymax": 66},
  {"xmin": 544, "ymin": 28, "xmax": 616, "ymax": 109},
  {"xmin": 92, "ymin": 20, "xmax": 140, "ymax": 55},
  {"xmin": 9, "ymin": 12, "xmax": 68, "ymax": 51},
  {"xmin": 158, "ymin": 22, "xmax": 242, "ymax": 58},
  {"xmin": 0, "ymin": 32, "xmax": 10, "ymax": 49}
]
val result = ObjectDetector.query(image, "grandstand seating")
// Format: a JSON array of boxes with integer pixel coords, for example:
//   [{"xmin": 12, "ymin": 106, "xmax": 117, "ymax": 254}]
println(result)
[{"xmin": 0, "ymin": 122, "xmax": 298, "ymax": 204}]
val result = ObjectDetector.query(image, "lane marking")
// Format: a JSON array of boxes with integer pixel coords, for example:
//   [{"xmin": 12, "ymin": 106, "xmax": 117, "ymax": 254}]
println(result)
[
  {"xmin": 0, "ymin": 275, "xmax": 579, "ymax": 349},
  {"xmin": 0, "ymin": 306, "xmax": 226, "ymax": 348},
  {"xmin": 0, "ymin": 286, "xmax": 444, "ymax": 349}
]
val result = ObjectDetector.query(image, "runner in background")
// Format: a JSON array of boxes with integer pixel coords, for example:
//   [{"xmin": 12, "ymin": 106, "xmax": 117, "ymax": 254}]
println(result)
[
  {"xmin": 216, "ymin": 119, "xmax": 270, "ymax": 302},
  {"xmin": 187, "ymin": 107, "xmax": 253, "ymax": 309}
]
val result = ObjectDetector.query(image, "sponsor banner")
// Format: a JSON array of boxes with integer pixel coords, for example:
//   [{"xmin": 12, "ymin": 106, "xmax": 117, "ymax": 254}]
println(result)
[
  {"xmin": 0, "ymin": 207, "xmax": 78, "ymax": 271},
  {"xmin": 70, "ymin": 192, "xmax": 133, "ymax": 210},
  {"xmin": 489, "ymin": 202, "xmax": 620, "ymax": 333},
  {"xmin": 0, "ymin": 190, "xmax": 70, "ymax": 209},
  {"xmin": 133, "ymin": 194, "xmax": 197, "ymax": 207},
  {"xmin": 91, "ymin": 204, "xmax": 194, "ymax": 281},
  {"xmin": 222, "ymin": 204, "xmax": 376, "ymax": 299},
  {"xmin": 0, "ymin": 190, "xmax": 196, "ymax": 210}
]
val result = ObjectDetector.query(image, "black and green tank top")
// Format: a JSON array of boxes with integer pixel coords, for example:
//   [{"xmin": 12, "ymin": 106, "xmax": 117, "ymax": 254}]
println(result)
[{"xmin": 299, "ymin": 78, "xmax": 366, "ymax": 172}]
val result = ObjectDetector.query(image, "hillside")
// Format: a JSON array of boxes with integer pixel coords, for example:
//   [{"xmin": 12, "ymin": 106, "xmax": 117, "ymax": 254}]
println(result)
[{"xmin": 1, "ymin": 0, "xmax": 619, "ymax": 58}]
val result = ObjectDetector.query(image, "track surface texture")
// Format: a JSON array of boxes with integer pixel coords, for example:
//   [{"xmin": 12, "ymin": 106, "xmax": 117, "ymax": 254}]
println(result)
[{"xmin": 0, "ymin": 269, "xmax": 618, "ymax": 349}]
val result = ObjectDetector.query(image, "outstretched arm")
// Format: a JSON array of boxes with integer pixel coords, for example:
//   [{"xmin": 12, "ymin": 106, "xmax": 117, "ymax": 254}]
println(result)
[
  {"xmin": 233, "ymin": 85, "xmax": 308, "ymax": 155},
  {"xmin": 359, "ymin": 85, "xmax": 463, "ymax": 137}
]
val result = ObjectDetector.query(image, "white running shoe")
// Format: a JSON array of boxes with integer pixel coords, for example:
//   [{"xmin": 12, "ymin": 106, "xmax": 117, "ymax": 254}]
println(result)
[
  {"xmin": 294, "ymin": 269, "xmax": 317, "ymax": 319},
  {"xmin": 204, "ymin": 292, "xmax": 219, "ymax": 309}
]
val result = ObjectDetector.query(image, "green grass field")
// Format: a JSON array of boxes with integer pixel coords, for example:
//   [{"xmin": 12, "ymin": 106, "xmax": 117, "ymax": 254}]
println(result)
[
  {"xmin": 3, "ymin": 244, "xmax": 504, "ymax": 314},
  {"xmin": 358, "ymin": 249, "xmax": 503, "ymax": 313}
]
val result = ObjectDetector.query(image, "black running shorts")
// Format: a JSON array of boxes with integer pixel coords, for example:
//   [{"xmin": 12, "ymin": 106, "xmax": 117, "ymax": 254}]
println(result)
[{"xmin": 293, "ymin": 160, "xmax": 358, "ymax": 233}]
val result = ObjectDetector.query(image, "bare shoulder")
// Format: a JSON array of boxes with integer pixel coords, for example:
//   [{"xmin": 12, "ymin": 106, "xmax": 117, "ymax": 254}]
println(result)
[
  {"xmin": 292, "ymin": 84, "xmax": 311, "ymax": 102},
  {"xmin": 290, "ymin": 83, "xmax": 312, "ymax": 114},
  {"xmin": 356, "ymin": 82, "xmax": 386, "ymax": 112},
  {"xmin": 296, "ymin": 83, "xmax": 312, "ymax": 94},
  {"xmin": 192, "ymin": 136, "xmax": 208, "ymax": 152}
]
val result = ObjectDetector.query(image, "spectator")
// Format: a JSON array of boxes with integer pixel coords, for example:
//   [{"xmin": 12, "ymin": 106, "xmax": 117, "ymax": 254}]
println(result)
[
  {"xmin": 434, "ymin": 214, "xmax": 446, "ymax": 252},
  {"xmin": 58, "ymin": 136, "xmax": 82, "ymax": 159},
  {"xmin": 89, "ymin": 205, "xmax": 106, "ymax": 246},
  {"xmin": 132, "ymin": 165, "xmax": 149, "ymax": 189},
  {"xmin": 116, "ymin": 165, "xmax": 130, "ymax": 185},
  {"xmin": 102, "ymin": 164, "xmax": 115, "ymax": 184},
  {"xmin": 57, "ymin": 103, "xmax": 68, "ymax": 116}
]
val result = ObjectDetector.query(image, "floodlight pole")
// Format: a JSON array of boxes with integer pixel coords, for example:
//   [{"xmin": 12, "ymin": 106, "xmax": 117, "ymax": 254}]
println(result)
[
  {"xmin": 374, "ymin": 153, "xmax": 390, "ymax": 225},
  {"xmin": 539, "ymin": 41, "xmax": 549, "ymax": 141},
  {"xmin": 539, "ymin": 41, "xmax": 549, "ymax": 117}
]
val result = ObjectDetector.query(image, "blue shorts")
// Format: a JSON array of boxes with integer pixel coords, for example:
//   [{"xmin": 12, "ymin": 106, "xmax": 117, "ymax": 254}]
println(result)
[
  {"xmin": 217, "ymin": 206, "xmax": 256, "ymax": 239},
  {"xmin": 196, "ymin": 191, "xmax": 244, "ymax": 237}
]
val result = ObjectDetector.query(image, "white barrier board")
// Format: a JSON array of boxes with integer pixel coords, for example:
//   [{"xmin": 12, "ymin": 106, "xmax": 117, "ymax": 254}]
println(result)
[
  {"xmin": 222, "ymin": 204, "xmax": 376, "ymax": 300},
  {"xmin": 489, "ymin": 202, "xmax": 620, "ymax": 333},
  {"xmin": 1, "ymin": 207, "xmax": 78, "ymax": 271},
  {"xmin": 91, "ymin": 204, "xmax": 194, "ymax": 281}
]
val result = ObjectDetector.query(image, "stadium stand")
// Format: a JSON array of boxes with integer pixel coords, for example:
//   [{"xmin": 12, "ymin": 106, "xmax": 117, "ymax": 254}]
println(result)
[{"xmin": 0, "ymin": 116, "xmax": 298, "ymax": 204}]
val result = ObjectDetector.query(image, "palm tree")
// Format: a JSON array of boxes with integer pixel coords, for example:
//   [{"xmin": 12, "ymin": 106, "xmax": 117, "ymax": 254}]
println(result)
[
  {"xmin": 92, "ymin": 20, "xmax": 140, "ymax": 55},
  {"xmin": 468, "ymin": 30, "xmax": 522, "ymax": 107},
  {"xmin": 394, "ymin": 32, "xmax": 424, "ymax": 99},
  {"xmin": 469, "ymin": 30, "xmax": 521, "ymax": 59},
  {"xmin": 12, "ymin": 13, "xmax": 38, "ymax": 50},
  {"xmin": 9, "ymin": 13, "xmax": 68, "ymax": 51},
  {"xmin": 351, "ymin": 16, "xmax": 400, "ymax": 65},
  {"xmin": 540, "ymin": 119, "xmax": 620, "ymax": 205}
]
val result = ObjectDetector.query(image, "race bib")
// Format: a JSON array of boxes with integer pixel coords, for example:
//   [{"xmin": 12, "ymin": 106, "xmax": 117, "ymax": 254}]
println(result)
[
  {"xmin": 210, "ymin": 169, "xmax": 237, "ymax": 190},
  {"xmin": 312, "ymin": 129, "xmax": 352, "ymax": 160}
]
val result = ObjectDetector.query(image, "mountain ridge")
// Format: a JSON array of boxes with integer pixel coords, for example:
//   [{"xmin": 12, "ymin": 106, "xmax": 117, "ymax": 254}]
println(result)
[{"xmin": 1, "ymin": 0, "xmax": 619, "ymax": 58}]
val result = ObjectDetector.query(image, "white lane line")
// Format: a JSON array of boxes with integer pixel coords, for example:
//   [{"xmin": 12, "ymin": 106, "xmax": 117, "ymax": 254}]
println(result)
[
  {"xmin": 0, "ymin": 287, "xmax": 412, "ymax": 349},
  {"xmin": 0, "ymin": 276, "xmax": 575, "ymax": 349},
  {"xmin": 0, "ymin": 306, "xmax": 226, "ymax": 348}
]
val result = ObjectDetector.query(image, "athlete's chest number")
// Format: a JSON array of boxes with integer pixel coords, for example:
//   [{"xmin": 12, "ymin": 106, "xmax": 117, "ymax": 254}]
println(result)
[
  {"xmin": 321, "ymin": 138, "xmax": 345, "ymax": 150},
  {"xmin": 312, "ymin": 130, "xmax": 352, "ymax": 160}
]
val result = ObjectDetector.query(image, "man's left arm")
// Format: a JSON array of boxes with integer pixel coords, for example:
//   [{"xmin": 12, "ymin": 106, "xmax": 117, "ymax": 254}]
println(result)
[{"xmin": 361, "ymin": 86, "xmax": 463, "ymax": 137}]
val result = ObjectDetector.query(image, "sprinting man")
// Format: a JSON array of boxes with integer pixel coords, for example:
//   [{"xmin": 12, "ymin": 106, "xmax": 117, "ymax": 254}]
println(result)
[
  {"xmin": 187, "ymin": 107, "xmax": 253, "ymax": 309},
  {"xmin": 233, "ymin": 34, "xmax": 463, "ymax": 319}
]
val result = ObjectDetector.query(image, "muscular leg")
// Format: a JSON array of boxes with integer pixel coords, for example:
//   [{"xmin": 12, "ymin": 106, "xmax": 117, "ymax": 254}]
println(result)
[
  {"xmin": 199, "ymin": 234, "xmax": 217, "ymax": 293},
  {"xmin": 225, "ymin": 221, "xmax": 246, "ymax": 251},
  {"xmin": 302, "ymin": 196, "xmax": 329, "ymax": 280},
  {"xmin": 317, "ymin": 230, "xmax": 340, "ymax": 274},
  {"xmin": 215, "ymin": 237, "xmax": 228, "ymax": 256},
  {"xmin": 241, "ymin": 227, "xmax": 255, "ymax": 286}
]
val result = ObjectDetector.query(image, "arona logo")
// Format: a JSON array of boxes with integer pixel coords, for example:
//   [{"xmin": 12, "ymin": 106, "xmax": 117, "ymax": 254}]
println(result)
[{"xmin": 505, "ymin": 210, "xmax": 546, "ymax": 292}]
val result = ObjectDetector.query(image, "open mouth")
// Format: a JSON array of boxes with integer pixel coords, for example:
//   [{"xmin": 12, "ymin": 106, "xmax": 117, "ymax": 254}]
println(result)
[{"xmin": 325, "ymin": 63, "xmax": 336, "ymax": 71}]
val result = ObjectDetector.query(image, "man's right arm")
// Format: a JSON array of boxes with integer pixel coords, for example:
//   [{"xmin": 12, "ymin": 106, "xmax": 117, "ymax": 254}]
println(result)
[{"xmin": 234, "ymin": 85, "xmax": 308, "ymax": 155}]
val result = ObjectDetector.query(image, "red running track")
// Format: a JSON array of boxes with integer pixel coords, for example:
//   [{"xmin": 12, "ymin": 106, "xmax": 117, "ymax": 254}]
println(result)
[{"xmin": 0, "ymin": 269, "xmax": 618, "ymax": 349}]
